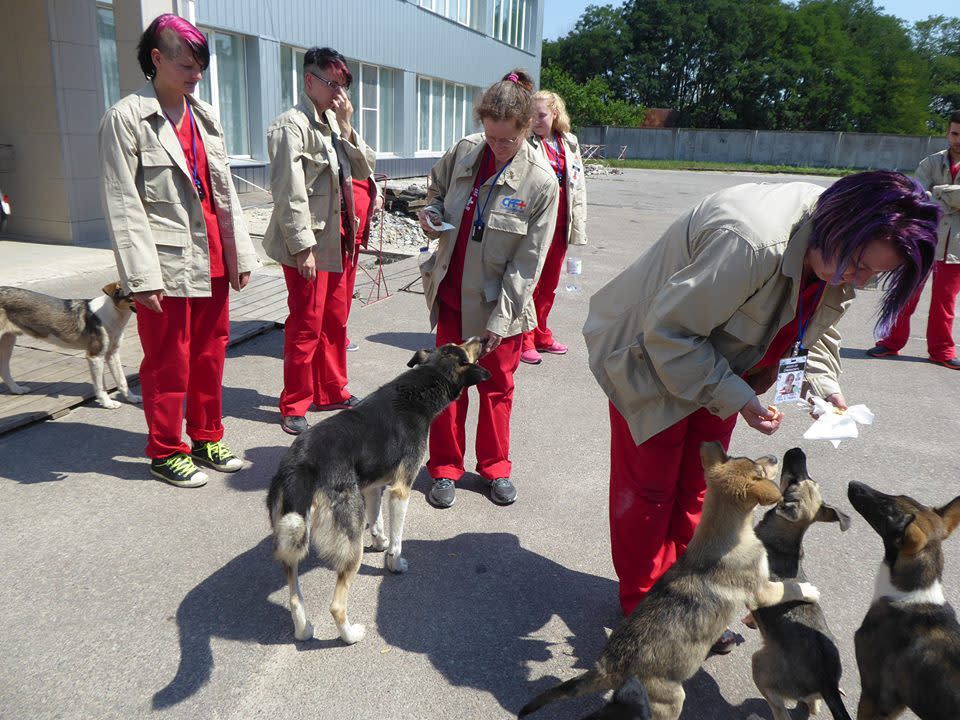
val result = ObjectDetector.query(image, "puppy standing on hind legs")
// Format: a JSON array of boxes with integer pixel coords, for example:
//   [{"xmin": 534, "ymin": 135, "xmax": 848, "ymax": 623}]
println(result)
[
  {"xmin": 267, "ymin": 338, "xmax": 491, "ymax": 644},
  {"xmin": 0, "ymin": 282, "xmax": 141, "ymax": 408}
]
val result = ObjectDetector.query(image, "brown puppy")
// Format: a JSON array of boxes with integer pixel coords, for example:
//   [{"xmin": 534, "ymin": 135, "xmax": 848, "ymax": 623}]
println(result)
[
  {"xmin": 0, "ymin": 282, "xmax": 140, "ymax": 408},
  {"xmin": 848, "ymin": 481, "xmax": 960, "ymax": 720},
  {"xmin": 520, "ymin": 443, "xmax": 820, "ymax": 720}
]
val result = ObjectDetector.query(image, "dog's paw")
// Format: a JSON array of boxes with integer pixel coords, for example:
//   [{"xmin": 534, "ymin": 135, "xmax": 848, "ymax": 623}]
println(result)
[
  {"xmin": 99, "ymin": 397, "xmax": 122, "ymax": 409},
  {"xmin": 339, "ymin": 623, "xmax": 365, "ymax": 645},
  {"xmin": 293, "ymin": 621, "xmax": 314, "ymax": 641},
  {"xmin": 385, "ymin": 552, "xmax": 408, "ymax": 574},
  {"xmin": 369, "ymin": 535, "xmax": 389, "ymax": 552},
  {"xmin": 798, "ymin": 582, "xmax": 820, "ymax": 603},
  {"xmin": 5, "ymin": 382, "xmax": 27, "ymax": 395},
  {"xmin": 125, "ymin": 392, "xmax": 142, "ymax": 404}
]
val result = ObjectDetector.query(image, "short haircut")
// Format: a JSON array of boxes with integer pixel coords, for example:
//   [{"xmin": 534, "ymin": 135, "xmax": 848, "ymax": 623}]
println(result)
[
  {"xmin": 304, "ymin": 47, "xmax": 352, "ymax": 88},
  {"xmin": 533, "ymin": 90, "xmax": 571, "ymax": 135},
  {"xmin": 474, "ymin": 69, "xmax": 534, "ymax": 129},
  {"xmin": 137, "ymin": 14, "xmax": 209, "ymax": 80},
  {"xmin": 949, "ymin": 110, "xmax": 960, "ymax": 126},
  {"xmin": 809, "ymin": 170, "xmax": 939, "ymax": 336}
]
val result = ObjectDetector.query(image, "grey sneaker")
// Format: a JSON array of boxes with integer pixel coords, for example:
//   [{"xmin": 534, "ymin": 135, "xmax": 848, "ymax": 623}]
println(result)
[
  {"xmin": 150, "ymin": 453, "xmax": 208, "ymax": 488},
  {"xmin": 281, "ymin": 415, "xmax": 309, "ymax": 435},
  {"xmin": 428, "ymin": 478, "xmax": 456, "ymax": 508},
  {"xmin": 346, "ymin": 341, "xmax": 359, "ymax": 352},
  {"xmin": 191, "ymin": 440, "xmax": 243, "ymax": 472},
  {"xmin": 489, "ymin": 478, "xmax": 517, "ymax": 505}
]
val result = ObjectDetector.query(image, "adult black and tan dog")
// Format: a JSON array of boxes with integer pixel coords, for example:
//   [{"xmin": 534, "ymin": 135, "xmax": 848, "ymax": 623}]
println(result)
[
  {"xmin": 266, "ymin": 338, "xmax": 490, "ymax": 644},
  {"xmin": 848, "ymin": 481, "xmax": 960, "ymax": 720}
]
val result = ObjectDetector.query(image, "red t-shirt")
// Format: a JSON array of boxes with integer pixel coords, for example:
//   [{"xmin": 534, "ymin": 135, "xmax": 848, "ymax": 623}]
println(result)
[
  {"xmin": 542, "ymin": 136, "xmax": 568, "ymax": 241},
  {"xmin": 351, "ymin": 177, "xmax": 376, "ymax": 251},
  {"xmin": 437, "ymin": 147, "xmax": 497, "ymax": 310},
  {"xmin": 169, "ymin": 108, "xmax": 225, "ymax": 278},
  {"xmin": 951, "ymin": 158, "xmax": 960, "ymax": 183},
  {"xmin": 751, "ymin": 275, "xmax": 826, "ymax": 370}
]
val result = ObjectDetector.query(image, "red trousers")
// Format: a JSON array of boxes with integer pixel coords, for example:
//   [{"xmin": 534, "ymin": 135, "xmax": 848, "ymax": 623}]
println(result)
[
  {"xmin": 879, "ymin": 260, "xmax": 960, "ymax": 361},
  {"xmin": 137, "ymin": 277, "xmax": 230, "ymax": 459},
  {"xmin": 280, "ymin": 253, "xmax": 354, "ymax": 417},
  {"xmin": 609, "ymin": 402, "xmax": 737, "ymax": 615},
  {"xmin": 427, "ymin": 302, "xmax": 522, "ymax": 481},
  {"xmin": 522, "ymin": 227, "xmax": 568, "ymax": 352}
]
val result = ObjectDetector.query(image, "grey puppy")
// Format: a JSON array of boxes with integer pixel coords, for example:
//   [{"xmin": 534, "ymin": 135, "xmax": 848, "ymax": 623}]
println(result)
[
  {"xmin": 0, "ymin": 283, "xmax": 140, "ymax": 409},
  {"xmin": 749, "ymin": 447, "xmax": 852, "ymax": 720},
  {"xmin": 519, "ymin": 443, "xmax": 820, "ymax": 720}
]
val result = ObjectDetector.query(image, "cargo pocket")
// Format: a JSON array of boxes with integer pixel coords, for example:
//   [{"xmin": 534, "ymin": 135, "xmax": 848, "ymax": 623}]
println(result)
[{"xmin": 141, "ymin": 149, "xmax": 180, "ymax": 204}]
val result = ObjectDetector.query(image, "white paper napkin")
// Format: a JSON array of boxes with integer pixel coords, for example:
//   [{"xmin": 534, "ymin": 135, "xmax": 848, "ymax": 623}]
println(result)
[{"xmin": 802, "ymin": 396, "xmax": 875, "ymax": 448}]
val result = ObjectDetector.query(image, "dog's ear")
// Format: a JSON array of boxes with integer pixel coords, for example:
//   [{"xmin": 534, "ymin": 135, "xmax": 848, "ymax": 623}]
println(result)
[
  {"xmin": 407, "ymin": 349, "xmax": 432, "ymax": 368},
  {"xmin": 816, "ymin": 503, "xmax": 852, "ymax": 531},
  {"xmin": 102, "ymin": 281, "xmax": 121, "ymax": 298},
  {"xmin": 936, "ymin": 495, "xmax": 960, "ymax": 538},
  {"xmin": 462, "ymin": 363, "xmax": 491, "ymax": 387},
  {"xmin": 901, "ymin": 518, "xmax": 928, "ymax": 555},
  {"xmin": 699, "ymin": 441, "xmax": 727, "ymax": 471}
]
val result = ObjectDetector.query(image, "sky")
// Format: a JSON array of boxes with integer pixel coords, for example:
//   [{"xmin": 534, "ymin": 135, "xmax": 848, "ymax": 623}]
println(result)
[{"xmin": 542, "ymin": 0, "xmax": 956, "ymax": 40}]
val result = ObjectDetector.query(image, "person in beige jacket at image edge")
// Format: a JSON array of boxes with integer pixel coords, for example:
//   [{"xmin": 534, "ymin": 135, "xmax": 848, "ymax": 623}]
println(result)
[
  {"xmin": 99, "ymin": 14, "xmax": 259, "ymax": 489},
  {"xmin": 583, "ymin": 174, "xmax": 938, "ymax": 645},
  {"xmin": 416, "ymin": 69, "xmax": 560, "ymax": 509},
  {"xmin": 261, "ymin": 47, "xmax": 376, "ymax": 437}
]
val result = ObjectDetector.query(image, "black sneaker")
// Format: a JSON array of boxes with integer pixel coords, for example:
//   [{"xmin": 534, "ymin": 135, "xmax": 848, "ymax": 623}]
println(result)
[
  {"xmin": 428, "ymin": 478, "xmax": 456, "ymax": 508},
  {"xmin": 192, "ymin": 440, "xmax": 243, "ymax": 472},
  {"xmin": 150, "ymin": 453, "xmax": 208, "ymax": 488},
  {"xmin": 865, "ymin": 344, "xmax": 898, "ymax": 358},
  {"xmin": 316, "ymin": 395, "xmax": 362, "ymax": 411},
  {"xmin": 281, "ymin": 415, "xmax": 309, "ymax": 435},
  {"xmin": 489, "ymin": 478, "xmax": 517, "ymax": 505}
]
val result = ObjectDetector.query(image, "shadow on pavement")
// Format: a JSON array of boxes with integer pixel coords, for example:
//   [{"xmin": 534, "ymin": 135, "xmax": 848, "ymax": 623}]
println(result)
[
  {"xmin": 679, "ymin": 668, "xmax": 774, "ymax": 719},
  {"xmin": 365, "ymin": 331, "xmax": 436, "ymax": 352},
  {"xmin": 376, "ymin": 531, "xmax": 621, "ymax": 718}
]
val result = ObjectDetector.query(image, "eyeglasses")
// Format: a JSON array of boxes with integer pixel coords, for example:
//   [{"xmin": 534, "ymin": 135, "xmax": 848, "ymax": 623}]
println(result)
[
  {"xmin": 486, "ymin": 135, "xmax": 522, "ymax": 146},
  {"xmin": 307, "ymin": 70, "xmax": 347, "ymax": 91}
]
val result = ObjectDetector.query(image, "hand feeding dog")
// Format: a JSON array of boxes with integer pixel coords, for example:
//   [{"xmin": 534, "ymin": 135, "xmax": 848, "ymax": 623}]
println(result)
[
  {"xmin": 747, "ymin": 447, "xmax": 852, "ymax": 720},
  {"xmin": 266, "ymin": 338, "xmax": 491, "ymax": 644},
  {"xmin": 519, "ymin": 443, "xmax": 820, "ymax": 720},
  {"xmin": 0, "ymin": 283, "xmax": 141, "ymax": 409},
  {"xmin": 848, "ymin": 480, "xmax": 960, "ymax": 720}
]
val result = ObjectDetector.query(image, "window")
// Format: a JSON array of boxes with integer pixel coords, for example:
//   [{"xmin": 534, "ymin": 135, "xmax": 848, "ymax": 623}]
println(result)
[
  {"xmin": 492, "ymin": 0, "xmax": 533, "ymax": 50},
  {"xmin": 417, "ymin": 77, "xmax": 475, "ymax": 153},
  {"xmin": 197, "ymin": 29, "xmax": 250, "ymax": 156},
  {"xmin": 345, "ymin": 61, "xmax": 397, "ymax": 154},
  {"xmin": 96, "ymin": 5, "xmax": 120, "ymax": 110},
  {"xmin": 279, "ymin": 45, "xmax": 306, "ymax": 110},
  {"xmin": 418, "ymin": 0, "xmax": 476, "ymax": 29}
]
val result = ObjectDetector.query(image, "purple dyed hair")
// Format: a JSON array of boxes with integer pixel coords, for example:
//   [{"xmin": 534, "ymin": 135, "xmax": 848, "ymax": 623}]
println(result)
[
  {"xmin": 137, "ymin": 14, "xmax": 209, "ymax": 79},
  {"xmin": 809, "ymin": 170, "xmax": 939, "ymax": 336},
  {"xmin": 304, "ymin": 47, "xmax": 352, "ymax": 89}
]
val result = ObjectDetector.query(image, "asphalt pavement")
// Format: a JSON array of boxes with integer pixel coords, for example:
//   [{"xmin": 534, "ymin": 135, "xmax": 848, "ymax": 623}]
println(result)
[{"xmin": 1, "ymin": 169, "xmax": 955, "ymax": 720}]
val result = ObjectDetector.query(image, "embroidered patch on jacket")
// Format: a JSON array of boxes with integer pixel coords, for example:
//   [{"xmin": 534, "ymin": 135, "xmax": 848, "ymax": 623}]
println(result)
[{"xmin": 500, "ymin": 197, "xmax": 527, "ymax": 213}]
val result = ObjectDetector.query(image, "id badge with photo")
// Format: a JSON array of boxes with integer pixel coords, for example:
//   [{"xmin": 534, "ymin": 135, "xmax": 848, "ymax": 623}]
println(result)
[{"xmin": 774, "ymin": 350, "xmax": 807, "ymax": 404}]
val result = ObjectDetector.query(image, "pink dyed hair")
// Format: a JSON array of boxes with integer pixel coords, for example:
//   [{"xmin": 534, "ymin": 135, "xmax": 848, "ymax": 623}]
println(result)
[{"xmin": 137, "ymin": 13, "xmax": 209, "ymax": 79}]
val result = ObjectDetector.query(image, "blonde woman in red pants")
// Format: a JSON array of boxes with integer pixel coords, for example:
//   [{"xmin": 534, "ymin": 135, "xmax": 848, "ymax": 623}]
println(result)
[{"xmin": 520, "ymin": 90, "xmax": 588, "ymax": 365}]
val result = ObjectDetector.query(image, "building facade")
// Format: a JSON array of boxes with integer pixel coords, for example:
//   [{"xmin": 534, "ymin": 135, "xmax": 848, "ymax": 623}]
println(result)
[{"xmin": 0, "ymin": 0, "xmax": 544, "ymax": 246}]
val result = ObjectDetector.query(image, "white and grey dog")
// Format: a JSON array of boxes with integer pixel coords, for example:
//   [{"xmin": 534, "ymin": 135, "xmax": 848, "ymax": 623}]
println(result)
[{"xmin": 0, "ymin": 282, "xmax": 141, "ymax": 409}]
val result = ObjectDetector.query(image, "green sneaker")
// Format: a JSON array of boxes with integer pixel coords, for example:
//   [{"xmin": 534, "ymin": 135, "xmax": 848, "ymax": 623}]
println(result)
[
  {"xmin": 151, "ymin": 453, "xmax": 208, "ymax": 488},
  {"xmin": 191, "ymin": 440, "xmax": 243, "ymax": 473}
]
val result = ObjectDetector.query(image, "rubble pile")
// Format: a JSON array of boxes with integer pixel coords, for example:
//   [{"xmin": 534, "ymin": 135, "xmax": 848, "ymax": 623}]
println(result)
[
  {"xmin": 583, "ymin": 162, "xmax": 624, "ymax": 177},
  {"xmin": 367, "ymin": 210, "xmax": 428, "ymax": 255}
]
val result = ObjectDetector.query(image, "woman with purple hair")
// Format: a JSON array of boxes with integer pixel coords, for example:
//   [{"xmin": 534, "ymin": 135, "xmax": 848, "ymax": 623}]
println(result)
[
  {"xmin": 99, "ymin": 14, "xmax": 259, "ymax": 489},
  {"xmin": 583, "ymin": 172, "xmax": 938, "ymax": 642}
]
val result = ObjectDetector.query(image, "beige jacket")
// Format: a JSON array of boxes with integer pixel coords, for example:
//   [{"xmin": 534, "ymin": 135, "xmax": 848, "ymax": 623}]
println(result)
[
  {"xmin": 916, "ymin": 149, "xmax": 960, "ymax": 263},
  {"xmin": 262, "ymin": 95, "xmax": 376, "ymax": 272},
  {"xmin": 420, "ymin": 134, "xmax": 560, "ymax": 338},
  {"xmin": 584, "ymin": 182, "xmax": 855, "ymax": 445},
  {"xmin": 98, "ymin": 82, "xmax": 258, "ymax": 297},
  {"xmin": 530, "ymin": 131, "xmax": 588, "ymax": 246}
]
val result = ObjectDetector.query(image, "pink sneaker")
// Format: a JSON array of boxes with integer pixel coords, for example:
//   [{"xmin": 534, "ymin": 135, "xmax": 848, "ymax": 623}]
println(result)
[
  {"xmin": 520, "ymin": 349, "xmax": 542, "ymax": 365},
  {"xmin": 538, "ymin": 341, "xmax": 568, "ymax": 355}
]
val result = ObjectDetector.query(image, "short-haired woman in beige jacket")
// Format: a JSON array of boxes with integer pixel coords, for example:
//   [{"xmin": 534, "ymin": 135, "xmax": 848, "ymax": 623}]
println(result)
[{"xmin": 520, "ymin": 90, "xmax": 588, "ymax": 365}]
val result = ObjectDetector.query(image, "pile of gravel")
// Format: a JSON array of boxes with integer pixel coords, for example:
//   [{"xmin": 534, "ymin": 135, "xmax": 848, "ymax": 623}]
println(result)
[{"xmin": 583, "ymin": 162, "xmax": 623, "ymax": 176}]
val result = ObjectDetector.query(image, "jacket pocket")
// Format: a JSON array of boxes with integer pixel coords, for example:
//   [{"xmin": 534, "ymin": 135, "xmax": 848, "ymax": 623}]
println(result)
[
  {"xmin": 486, "ymin": 212, "xmax": 528, "ymax": 236},
  {"xmin": 721, "ymin": 310, "xmax": 766, "ymax": 345},
  {"xmin": 141, "ymin": 149, "xmax": 180, "ymax": 204},
  {"xmin": 152, "ymin": 229, "xmax": 190, "ymax": 248}
]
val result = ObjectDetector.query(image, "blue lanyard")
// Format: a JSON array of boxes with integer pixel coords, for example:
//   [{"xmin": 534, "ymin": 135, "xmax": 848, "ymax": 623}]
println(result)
[
  {"xmin": 542, "ymin": 136, "xmax": 564, "ymax": 184},
  {"xmin": 795, "ymin": 280, "xmax": 826, "ymax": 351},
  {"xmin": 473, "ymin": 152, "xmax": 513, "ymax": 235},
  {"xmin": 165, "ymin": 102, "xmax": 205, "ymax": 200}
]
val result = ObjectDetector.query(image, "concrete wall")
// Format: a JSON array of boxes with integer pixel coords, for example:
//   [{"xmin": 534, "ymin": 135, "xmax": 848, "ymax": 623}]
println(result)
[{"xmin": 579, "ymin": 126, "xmax": 950, "ymax": 172}]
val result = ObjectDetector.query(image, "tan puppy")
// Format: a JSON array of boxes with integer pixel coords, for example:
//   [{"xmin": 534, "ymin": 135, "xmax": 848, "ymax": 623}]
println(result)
[{"xmin": 520, "ymin": 443, "xmax": 820, "ymax": 720}]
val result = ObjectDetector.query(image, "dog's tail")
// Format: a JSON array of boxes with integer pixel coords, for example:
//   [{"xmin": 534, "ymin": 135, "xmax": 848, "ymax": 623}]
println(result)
[
  {"xmin": 822, "ymin": 687, "xmax": 853, "ymax": 720},
  {"xmin": 519, "ymin": 668, "xmax": 610, "ymax": 717},
  {"xmin": 273, "ymin": 512, "xmax": 309, "ymax": 564}
]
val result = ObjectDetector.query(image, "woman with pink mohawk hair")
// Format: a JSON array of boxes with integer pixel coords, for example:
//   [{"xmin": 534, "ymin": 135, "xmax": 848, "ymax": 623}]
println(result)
[{"xmin": 98, "ymin": 14, "xmax": 260, "ymax": 489}]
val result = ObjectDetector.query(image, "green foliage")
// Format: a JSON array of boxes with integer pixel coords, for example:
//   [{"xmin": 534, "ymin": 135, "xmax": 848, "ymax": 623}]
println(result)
[
  {"xmin": 539, "ymin": 63, "xmax": 646, "ymax": 129},
  {"xmin": 544, "ymin": 0, "xmax": 958, "ymax": 135}
]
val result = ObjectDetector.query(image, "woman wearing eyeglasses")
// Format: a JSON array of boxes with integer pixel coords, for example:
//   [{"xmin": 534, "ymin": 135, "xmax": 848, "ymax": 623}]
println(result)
[
  {"xmin": 263, "ymin": 47, "xmax": 376, "ymax": 436},
  {"xmin": 416, "ymin": 69, "xmax": 560, "ymax": 509},
  {"xmin": 520, "ymin": 90, "xmax": 588, "ymax": 366}
]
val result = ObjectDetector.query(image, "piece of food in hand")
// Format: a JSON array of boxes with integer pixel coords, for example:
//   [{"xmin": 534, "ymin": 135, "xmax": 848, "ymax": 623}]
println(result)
[{"xmin": 766, "ymin": 404, "xmax": 783, "ymax": 421}]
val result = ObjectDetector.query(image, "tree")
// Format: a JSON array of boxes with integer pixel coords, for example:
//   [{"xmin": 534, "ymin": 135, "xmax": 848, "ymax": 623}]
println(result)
[
  {"xmin": 912, "ymin": 15, "xmax": 960, "ymax": 126},
  {"xmin": 539, "ymin": 64, "xmax": 646, "ymax": 129}
]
